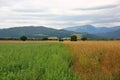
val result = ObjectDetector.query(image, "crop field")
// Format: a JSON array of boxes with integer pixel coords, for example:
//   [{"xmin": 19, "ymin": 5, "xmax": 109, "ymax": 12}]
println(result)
[
  {"xmin": 0, "ymin": 42, "xmax": 78, "ymax": 80},
  {"xmin": 0, "ymin": 41, "xmax": 120, "ymax": 80},
  {"xmin": 64, "ymin": 41, "xmax": 120, "ymax": 80}
]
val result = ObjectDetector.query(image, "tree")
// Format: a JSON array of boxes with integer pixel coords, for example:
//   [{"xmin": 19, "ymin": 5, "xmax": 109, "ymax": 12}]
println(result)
[
  {"xmin": 81, "ymin": 37, "xmax": 87, "ymax": 41},
  {"xmin": 20, "ymin": 36, "xmax": 27, "ymax": 41},
  {"xmin": 42, "ymin": 38, "xmax": 48, "ymax": 40},
  {"xmin": 71, "ymin": 35, "xmax": 77, "ymax": 41}
]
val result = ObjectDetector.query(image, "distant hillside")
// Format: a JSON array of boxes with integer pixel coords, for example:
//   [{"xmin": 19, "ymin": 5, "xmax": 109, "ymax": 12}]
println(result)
[
  {"xmin": 0, "ymin": 26, "xmax": 102, "ymax": 39},
  {"xmin": 64, "ymin": 25, "xmax": 112, "ymax": 34},
  {"xmin": 111, "ymin": 26, "xmax": 120, "ymax": 30},
  {"xmin": 98, "ymin": 29, "xmax": 120, "ymax": 39},
  {"xmin": 83, "ymin": 33, "xmax": 103, "ymax": 40},
  {"xmin": 64, "ymin": 25, "xmax": 120, "ymax": 39},
  {"xmin": 0, "ymin": 26, "xmax": 75, "ymax": 39}
]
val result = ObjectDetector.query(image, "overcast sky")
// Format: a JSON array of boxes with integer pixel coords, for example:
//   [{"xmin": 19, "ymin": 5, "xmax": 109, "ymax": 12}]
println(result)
[{"xmin": 0, "ymin": 0, "xmax": 120, "ymax": 29}]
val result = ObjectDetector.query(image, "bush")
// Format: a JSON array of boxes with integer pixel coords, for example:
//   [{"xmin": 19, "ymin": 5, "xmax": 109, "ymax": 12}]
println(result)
[
  {"xmin": 81, "ymin": 37, "xmax": 87, "ymax": 41},
  {"xmin": 71, "ymin": 35, "xmax": 77, "ymax": 41},
  {"xmin": 42, "ymin": 38, "xmax": 48, "ymax": 40},
  {"xmin": 20, "ymin": 36, "xmax": 27, "ymax": 41}
]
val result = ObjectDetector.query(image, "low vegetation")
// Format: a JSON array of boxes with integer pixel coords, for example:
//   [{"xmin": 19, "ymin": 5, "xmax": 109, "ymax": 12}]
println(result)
[
  {"xmin": 20, "ymin": 36, "xmax": 27, "ymax": 41},
  {"xmin": 81, "ymin": 37, "xmax": 87, "ymax": 41},
  {"xmin": 64, "ymin": 41, "xmax": 120, "ymax": 80},
  {"xmin": 71, "ymin": 35, "xmax": 77, "ymax": 41},
  {"xmin": 0, "ymin": 43, "xmax": 78, "ymax": 80}
]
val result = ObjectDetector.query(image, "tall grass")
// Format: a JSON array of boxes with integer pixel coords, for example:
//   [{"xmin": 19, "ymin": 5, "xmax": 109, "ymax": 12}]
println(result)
[
  {"xmin": 64, "ymin": 41, "xmax": 120, "ymax": 80},
  {"xmin": 0, "ymin": 43, "xmax": 79, "ymax": 80}
]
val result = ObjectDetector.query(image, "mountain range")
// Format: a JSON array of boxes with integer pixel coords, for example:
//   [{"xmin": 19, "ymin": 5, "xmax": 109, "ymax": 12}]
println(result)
[
  {"xmin": 0, "ymin": 26, "xmax": 75, "ymax": 39},
  {"xmin": 64, "ymin": 25, "xmax": 120, "ymax": 39},
  {"xmin": 0, "ymin": 25, "xmax": 119, "ymax": 39},
  {"xmin": 98, "ymin": 29, "xmax": 120, "ymax": 39}
]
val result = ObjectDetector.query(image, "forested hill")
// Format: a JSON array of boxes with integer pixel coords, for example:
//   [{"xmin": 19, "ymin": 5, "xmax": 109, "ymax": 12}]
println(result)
[{"xmin": 0, "ymin": 26, "xmax": 75, "ymax": 39}]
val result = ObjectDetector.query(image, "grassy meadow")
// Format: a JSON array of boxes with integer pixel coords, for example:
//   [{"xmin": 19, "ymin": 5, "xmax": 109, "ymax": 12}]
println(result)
[
  {"xmin": 0, "ymin": 41, "xmax": 120, "ymax": 80},
  {"xmin": 64, "ymin": 41, "xmax": 120, "ymax": 80}
]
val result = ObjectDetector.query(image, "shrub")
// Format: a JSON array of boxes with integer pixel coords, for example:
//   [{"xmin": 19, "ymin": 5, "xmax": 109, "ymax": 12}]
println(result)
[
  {"xmin": 20, "ymin": 36, "xmax": 27, "ymax": 41},
  {"xmin": 81, "ymin": 37, "xmax": 87, "ymax": 41},
  {"xmin": 42, "ymin": 38, "xmax": 48, "ymax": 40},
  {"xmin": 71, "ymin": 35, "xmax": 77, "ymax": 41}
]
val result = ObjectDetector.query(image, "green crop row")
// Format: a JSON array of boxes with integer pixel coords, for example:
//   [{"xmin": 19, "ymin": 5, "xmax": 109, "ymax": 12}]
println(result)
[{"xmin": 0, "ymin": 43, "xmax": 79, "ymax": 80}]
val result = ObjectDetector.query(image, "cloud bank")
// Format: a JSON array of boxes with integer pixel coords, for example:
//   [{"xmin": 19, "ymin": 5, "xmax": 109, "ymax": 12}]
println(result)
[{"xmin": 0, "ymin": 0, "xmax": 120, "ymax": 29}]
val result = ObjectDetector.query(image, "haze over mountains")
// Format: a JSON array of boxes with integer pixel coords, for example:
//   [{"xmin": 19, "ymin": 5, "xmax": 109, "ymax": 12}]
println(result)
[
  {"xmin": 64, "ymin": 25, "xmax": 120, "ymax": 34},
  {"xmin": 98, "ymin": 29, "xmax": 120, "ymax": 39},
  {"xmin": 64, "ymin": 25, "xmax": 120, "ymax": 39}
]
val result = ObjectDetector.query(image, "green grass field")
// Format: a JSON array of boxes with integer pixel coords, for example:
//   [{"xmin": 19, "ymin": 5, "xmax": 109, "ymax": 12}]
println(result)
[{"xmin": 0, "ymin": 43, "xmax": 78, "ymax": 80}]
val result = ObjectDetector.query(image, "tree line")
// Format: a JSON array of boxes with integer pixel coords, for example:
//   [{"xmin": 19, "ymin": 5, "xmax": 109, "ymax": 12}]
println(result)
[{"xmin": 1, "ymin": 35, "xmax": 119, "ymax": 41}]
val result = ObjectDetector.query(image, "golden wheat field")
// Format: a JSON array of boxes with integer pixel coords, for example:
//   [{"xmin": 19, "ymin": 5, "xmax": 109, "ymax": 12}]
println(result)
[{"xmin": 64, "ymin": 41, "xmax": 120, "ymax": 80}]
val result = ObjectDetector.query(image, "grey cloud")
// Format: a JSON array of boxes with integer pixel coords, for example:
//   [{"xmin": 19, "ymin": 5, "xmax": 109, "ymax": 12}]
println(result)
[
  {"xmin": 0, "ymin": 0, "xmax": 120, "ymax": 28},
  {"xmin": 2, "ymin": 12, "xmax": 119, "ymax": 23},
  {"xmin": 0, "ymin": 0, "xmax": 22, "ymax": 7},
  {"xmin": 26, "ymin": 14, "xmax": 120, "ymax": 26},
  {"xmin": 18, "ymin": 13, "xmax": 90, "ymax": 21},
  {"xmin": 13, "ymin": 8, "xmax": 47, "ymax": 13},
  {"xmin": 91, "ymin": 17, "xmax": 120, "ymax": 24},
  {"xmin": 74, "ymin": 5, "xmax": 119, "ymax": 11}
]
